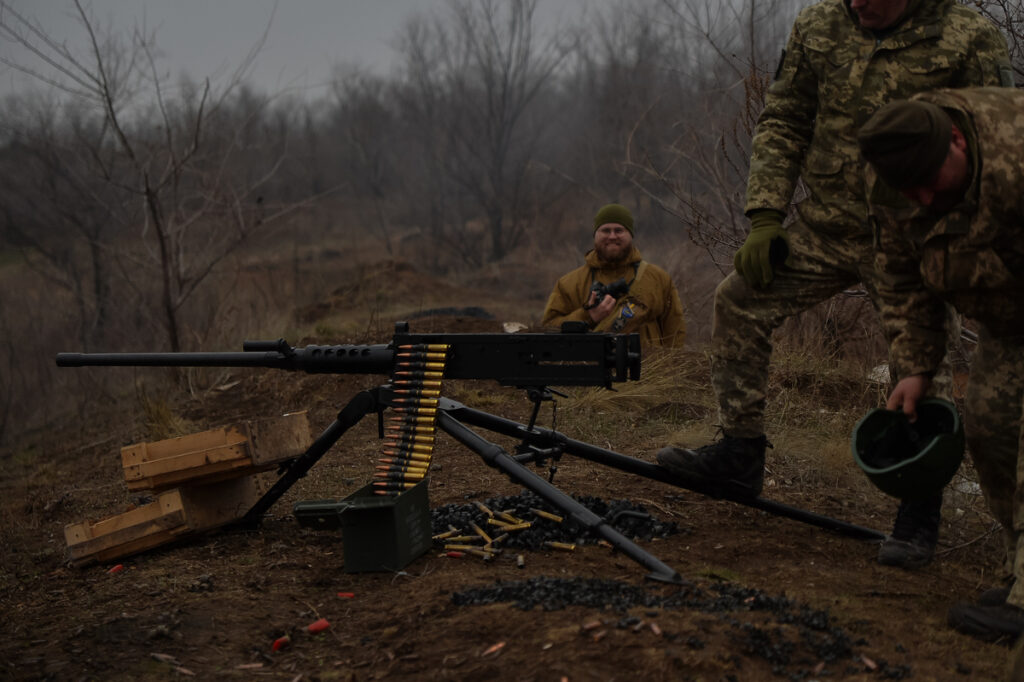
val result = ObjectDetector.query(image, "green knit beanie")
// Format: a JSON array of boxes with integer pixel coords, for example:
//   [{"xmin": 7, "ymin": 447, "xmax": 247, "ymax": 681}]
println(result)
[
  {"xmin": 857, "ymin": 100, "xmax": 953, "ymax": 190},
  {"xmin": 593, "ymin": 203, "xmax": 634, "ymax": 234}
]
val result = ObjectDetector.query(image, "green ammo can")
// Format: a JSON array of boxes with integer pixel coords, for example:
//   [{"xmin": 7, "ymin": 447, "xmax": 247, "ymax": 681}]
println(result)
[{"xmin": 293, "ymin": 479, "xmax": 432, "ymax": 573}]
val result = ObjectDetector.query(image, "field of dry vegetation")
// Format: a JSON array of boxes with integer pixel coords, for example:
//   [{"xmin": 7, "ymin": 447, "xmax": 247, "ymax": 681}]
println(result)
[{"xmin": 1, "ymin": 241, "xmax": 1019, "ymax": 681}]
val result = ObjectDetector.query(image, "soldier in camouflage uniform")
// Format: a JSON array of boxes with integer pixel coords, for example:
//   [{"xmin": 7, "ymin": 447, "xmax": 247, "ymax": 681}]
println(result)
[
  {"xmin": 656, "ymin": 0, "xmax": 1012, "ymax": 568},
  {"xmin": 858, "ymin": 88, "xmax": 1024, "ymax": 641}
]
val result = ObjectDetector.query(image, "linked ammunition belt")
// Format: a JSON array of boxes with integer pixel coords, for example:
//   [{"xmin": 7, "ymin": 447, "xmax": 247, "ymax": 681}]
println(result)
[{"xmin": 373, "ymin": 344, "xmax": 450, "ymax": 496}]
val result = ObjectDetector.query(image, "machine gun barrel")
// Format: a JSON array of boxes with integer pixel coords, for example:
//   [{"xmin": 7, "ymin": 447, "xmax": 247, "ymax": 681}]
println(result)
[
  {"xmin": 56, "ymin": 341, "xmax": 394, "ymax": 375},
  {"xmin": 56, "ymin": 325, "xmax": 642, "ymax": 388}
]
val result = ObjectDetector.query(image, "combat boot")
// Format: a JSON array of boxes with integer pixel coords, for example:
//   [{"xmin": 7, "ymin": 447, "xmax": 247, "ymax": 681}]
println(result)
[
  {"xmin": 656, "ymin": 434, "xmax": 768, "ymax": 498},
  {"xmin": 877, "ymin": 493, "xmax": 942, "ymax": 569},
  {"xmin": 948, "ymin": 600, "xmax": 1024, "ymax": 643}
]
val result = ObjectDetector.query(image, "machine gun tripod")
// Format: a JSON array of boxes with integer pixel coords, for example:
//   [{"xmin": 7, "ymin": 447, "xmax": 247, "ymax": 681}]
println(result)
[{"xmin": 57, "ymin": 322, "xmax": 884, "ymax": 584}]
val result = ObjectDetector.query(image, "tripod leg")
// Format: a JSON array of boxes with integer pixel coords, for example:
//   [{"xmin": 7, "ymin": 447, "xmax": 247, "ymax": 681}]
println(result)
[
  {"xmin": 238, "ymin": 390, "xmax": 379, "ymax": 528},
  {"xmin": 445, "ymin": 400, "xmax": 885, "ymax": 542},
  {"xmin": 435, "ymin": 410, "xmax": 686, "ymax": 585}
]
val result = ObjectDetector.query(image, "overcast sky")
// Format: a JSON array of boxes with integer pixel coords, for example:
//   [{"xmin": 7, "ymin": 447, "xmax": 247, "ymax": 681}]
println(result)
[{"xmin": 0, "ymin": 0, "xmax": 602, "ymax": 101}]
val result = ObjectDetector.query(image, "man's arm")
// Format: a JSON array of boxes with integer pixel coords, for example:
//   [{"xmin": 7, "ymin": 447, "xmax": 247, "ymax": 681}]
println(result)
[
  {"xmin": 744, "ymin": 19, "xmax": 818, "ymax": 215},
  {"xmin": 962, "ymin": 15, "xmax": 1014, "ymax": 87},
  {"xmin": 542, "ymin": 273, "xmax": 595, "ymax": 328},
  {"xmin": 658, "ymin": 285, "xmax": 687, "ymax": 348},
  {"xmin": 874, "ymin": 221, "xmax": 948, "ymax": 384}
]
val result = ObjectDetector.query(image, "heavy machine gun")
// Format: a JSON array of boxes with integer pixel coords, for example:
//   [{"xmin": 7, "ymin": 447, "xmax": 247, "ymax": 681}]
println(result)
[{"xmin": 57, "ymin": 322, "xmax": 882, "ymax": 583}]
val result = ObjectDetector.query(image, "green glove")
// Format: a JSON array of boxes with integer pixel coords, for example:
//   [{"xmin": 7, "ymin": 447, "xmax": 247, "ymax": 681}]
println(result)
[{"xmin": 734, "ymin": 209, "xmax": 790, "ymax": 288}]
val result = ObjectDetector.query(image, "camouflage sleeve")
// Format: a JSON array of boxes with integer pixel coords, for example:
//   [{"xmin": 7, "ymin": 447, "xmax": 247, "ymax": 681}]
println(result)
[
  {"xmin": 962, "ymin": 15, "xmax": 1014, "ymax": 87},
  {"xmin": 873, "ymin": 219, "xmax": 948, "ymax": 380},
  {"xmin": 744, "ymin": 20, "xmax": 817, "ymax": 215}
]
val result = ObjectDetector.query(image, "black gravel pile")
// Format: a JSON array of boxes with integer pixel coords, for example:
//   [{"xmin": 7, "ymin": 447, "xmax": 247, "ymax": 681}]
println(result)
[
  {"xmin": 452, "ymin": 577, "xmax": 912, "ymax": 680},
  {"xmin": 430, "ymin": 490, "xmax": 683, "ymax": 550}
]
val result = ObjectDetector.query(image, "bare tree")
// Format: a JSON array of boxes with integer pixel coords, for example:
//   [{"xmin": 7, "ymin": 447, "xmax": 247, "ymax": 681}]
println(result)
[
  {"xmin": 0, "ymin": 0, "xmax": 301, "ymax": 352},
  {"xmin": 620, "ymin": 0, "xmax": 802, "ymax": 271},
  {"xmin": 393, "ymin": 0, "xmax": 568, "ymax": 266}
]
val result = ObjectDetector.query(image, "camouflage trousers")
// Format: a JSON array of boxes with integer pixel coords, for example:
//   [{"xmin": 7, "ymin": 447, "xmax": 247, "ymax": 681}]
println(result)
[
  {"xmin": 964, "ymin": 327, "xmax": 1024, "ymax": 609},
  {"xmin": 711, "ymin": 216, "xmax": 956, "ymax": 438}
]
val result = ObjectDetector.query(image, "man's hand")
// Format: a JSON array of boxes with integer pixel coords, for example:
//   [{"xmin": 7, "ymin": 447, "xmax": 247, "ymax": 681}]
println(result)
[
  {"xmin": 734, "ymin": 209, "xmax": 789, "ymax": 288},
  {"xmin": 887, "ymin": 374, "xmax": 932, "ymax": 422},
  {"xmin": 586, "ymin": 290, "xmax": 616, "ymax": 324}
]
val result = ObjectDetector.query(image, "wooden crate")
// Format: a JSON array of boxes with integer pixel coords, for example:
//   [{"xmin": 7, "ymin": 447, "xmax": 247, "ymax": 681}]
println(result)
[
  {"xmin": 65, "ymin": 473, "xmax": 272, "ymax": 566},
  {"xmin": 120, "ymin": 411, "xmax": 310, "ymax": 491}
]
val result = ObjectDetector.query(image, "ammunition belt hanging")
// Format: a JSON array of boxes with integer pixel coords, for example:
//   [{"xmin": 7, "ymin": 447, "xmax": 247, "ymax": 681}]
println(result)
[{"xmin": 373, "ymin": 343, "xmax": 450, "ymax": 496}]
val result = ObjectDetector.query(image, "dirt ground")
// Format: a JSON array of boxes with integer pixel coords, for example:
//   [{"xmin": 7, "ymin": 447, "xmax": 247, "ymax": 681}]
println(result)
[{"xmin": 1, "ymin": 305, "xmax": 1019, "ymax": 680}]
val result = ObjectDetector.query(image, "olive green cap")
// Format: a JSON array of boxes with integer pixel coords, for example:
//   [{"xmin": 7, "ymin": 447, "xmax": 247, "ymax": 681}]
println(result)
[
  {"xmin": 857, "ymin": 100, "xmax": 953, "ymax": 190},
  {"xmin": 593, "ymin": 203, "xmax": 634, "ymax": 234}
]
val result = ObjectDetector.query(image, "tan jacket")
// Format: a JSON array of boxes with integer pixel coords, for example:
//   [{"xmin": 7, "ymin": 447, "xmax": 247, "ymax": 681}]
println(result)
[{"xmin": 542, "ymin": 246, "xmax": 686, "ymax": 347}]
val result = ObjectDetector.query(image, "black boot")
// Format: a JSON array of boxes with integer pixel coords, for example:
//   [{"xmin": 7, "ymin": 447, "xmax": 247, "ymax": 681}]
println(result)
[
  {"xmin": 656, "ymin": 434, "xmax": 768, "ymax": 498},
  {"xmin": 948, "ymin": 600, "xmax": 1024, "ymax": 643},
  {"xmin": 877, "ymin": 493, "xmax": 942, "ymax": 569}
]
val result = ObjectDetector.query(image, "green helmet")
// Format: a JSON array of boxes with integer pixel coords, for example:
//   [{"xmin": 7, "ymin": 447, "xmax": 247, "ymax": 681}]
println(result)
[{"xmin": 851, "ymin": 398, "xmax": 965, "ymax": 501}]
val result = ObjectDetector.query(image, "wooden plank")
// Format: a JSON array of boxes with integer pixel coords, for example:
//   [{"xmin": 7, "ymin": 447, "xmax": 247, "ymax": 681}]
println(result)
[
  {"xmin": 65, "ymin": 490, "xmax": 188, "ymax": 562},
  {"xmin": 65, "ymin": 473, "xmax": 273, "ymax": 566},
  {"xmin": 178, "ymin": 474, "xmax": 273, "ymax": 529},
  {"xmin": 248, "ymin": 411, "xmax": 311, "ymax": 465},
  {"xmin": 119, "ymin": 412, "xmax": 310, "ymax": 490},
  {"xmin": 123, "ymin": 443, "xmax": 251, "ymax": 484},
  {"xmin": 130, "ymin": 426, "xmax": 248, "ymax": 461}
]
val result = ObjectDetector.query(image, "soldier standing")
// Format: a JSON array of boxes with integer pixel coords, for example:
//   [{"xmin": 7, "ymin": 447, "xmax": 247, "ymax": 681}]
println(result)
[{"xmin": 656, "ymin": 0, "xmax": 1013, "ymax": 569}]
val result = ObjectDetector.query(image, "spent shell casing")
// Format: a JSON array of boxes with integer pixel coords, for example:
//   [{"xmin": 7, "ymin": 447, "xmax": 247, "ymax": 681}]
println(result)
[
  {"xmin": 544, "ymin": 541, "xmax": 576, "ymax": 551},
  {"xmin": 516, "ymin": 554, "xmax": 525, "ymax": 568},
  {"xmin": 464, "ymin": 548, "xmax": 496, "ymax": 561},
  {"xmin": 498, "ymin": 522, "xmax": 532, "ymax": 532},
  {"xmin": 473, "ymin": 501, "xmax": 495, "ymax": 517},
  {"xmin": 486, "ymin": 518, "xmax": 512, "ymax": 528},
  {"xmin": 487, "ymin": 533, "xmax": 509, "ymax": 547},
  {"xmin": 432, "ymin": 529, "xmax": 459, "ymax": 540},
  {"xmin": 530, "ymin": 508, "xmax": 564, "ymax": 523},
  {"xmin": 469, "ymin": 522, "xmax": 493, "ymax": 544},
  {"xmin": 444, "ymin": 543, "xmax": 488, "ymax": 552},
  {"xmin": 496, "ymin": 511, "xmax": 524, "ymax": 524},
  {"xmin": 442, "ymin": 535, "xmax": 480, "ymax": 543},
  {"xmin": 397, "ymin": 344, "xmax": 450, "ymax": 352}
]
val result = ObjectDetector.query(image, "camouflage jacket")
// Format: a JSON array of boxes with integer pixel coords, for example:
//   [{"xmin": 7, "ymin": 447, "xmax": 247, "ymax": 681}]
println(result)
[
  {"xmin": 542, "ymin": 246, "xmax": 686, "ymax": 347},
  {"xmin": 745, "ymin": 0, "xmax": 1011, "ymax": 236},
  {"xmin": 874, "ymin": 87, "xmax": 1024, "ymax": 379}
]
